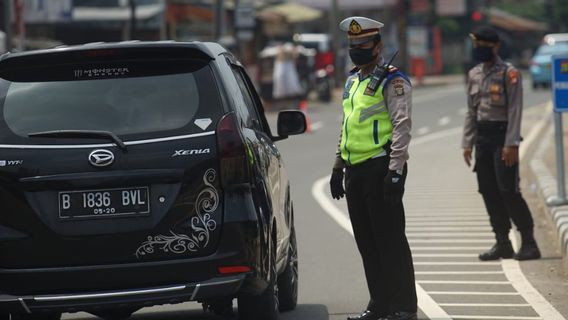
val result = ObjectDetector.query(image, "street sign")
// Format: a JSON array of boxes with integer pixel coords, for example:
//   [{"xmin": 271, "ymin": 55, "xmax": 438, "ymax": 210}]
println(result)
[
  {"xmin": 552, "ymin": 54, "xmax": 568, "ymax": 112},
  {"xmin": 24, "ymin": 0, "xmax": 72, "ymax": 23},
  {"xmin": 235, "ymin": 4, "xmax": 256, "ymax": 29}
]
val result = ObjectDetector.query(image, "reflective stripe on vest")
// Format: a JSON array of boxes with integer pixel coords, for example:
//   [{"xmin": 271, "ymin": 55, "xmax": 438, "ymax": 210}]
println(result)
[{"xmin": 341, "ymin": 75, "xmax": 393, "ymax": 166}]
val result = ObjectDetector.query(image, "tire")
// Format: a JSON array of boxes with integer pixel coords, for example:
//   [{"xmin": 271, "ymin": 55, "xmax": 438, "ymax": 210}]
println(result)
[
  {"xmin": 277, "ymin": 223, "xmax": 298, "ymax": 312},
  {"xmin": 0, "ymin": 314, "xmax": 9, "ymax": 320},
  {"xmin": 238, "ymin": 237, "xmax": 279, "ymax": 320}
]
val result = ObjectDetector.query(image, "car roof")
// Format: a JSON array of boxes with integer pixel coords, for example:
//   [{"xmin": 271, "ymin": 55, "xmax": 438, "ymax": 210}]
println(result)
[
  {"xmin": 543, "ymin": 33, "xmax": 568, "ymax": 45},
  {"xmin": 0, "ymin": 41, "xmax": 228, "ymax": 62}
]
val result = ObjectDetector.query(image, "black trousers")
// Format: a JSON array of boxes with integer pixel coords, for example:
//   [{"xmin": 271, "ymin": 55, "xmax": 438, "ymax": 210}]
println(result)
[
  {"xmin": 345, "ymin": 156, "xmax": 417, "ymax": 315},
  {"xmin": 474, "ymin": 143, "xmax": 534, "ymax": 236}
]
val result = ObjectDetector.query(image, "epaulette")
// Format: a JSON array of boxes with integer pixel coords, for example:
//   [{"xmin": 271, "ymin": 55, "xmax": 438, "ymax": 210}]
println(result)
[{"xmin": 383, "ymin": 66, "xmax": 412, "ymax": 91}]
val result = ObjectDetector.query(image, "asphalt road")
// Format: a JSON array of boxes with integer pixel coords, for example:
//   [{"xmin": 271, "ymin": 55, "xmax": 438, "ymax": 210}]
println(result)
[{"xmin": 62, "ymin": 82, "xmax": 568, "ymax": 320}]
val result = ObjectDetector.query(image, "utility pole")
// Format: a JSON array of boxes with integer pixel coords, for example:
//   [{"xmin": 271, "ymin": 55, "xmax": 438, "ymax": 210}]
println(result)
[
  {"xmin": 2, "ymin": 0, "xmax": 13, "ymax": 52},
  {"xmin": 397, "ymin": 0, "xmax": 409, "ymax": 71},
  {"xmin": 160, "ymin": 0, "xmax": 167, "ymax": 40},
  {"xmin": 330, "ymin": 0, "xmax": 339, "ymax": 86},
  {"xmin": 214, "ymin": 0, "xmax": 225, "ymax": 40},
  {"xmin": 129, "ymin": 0, "xmax": 137, "ymax": 40},
  {"xmin": 15, "ymin": 0, "xmax": 24, "ymax": 51}
]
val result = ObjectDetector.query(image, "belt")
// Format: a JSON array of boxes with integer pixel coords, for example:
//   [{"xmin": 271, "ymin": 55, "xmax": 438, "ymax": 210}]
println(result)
[{"xmin": 476, "ymin": 121, "xmax": 507, "ymax": 134}]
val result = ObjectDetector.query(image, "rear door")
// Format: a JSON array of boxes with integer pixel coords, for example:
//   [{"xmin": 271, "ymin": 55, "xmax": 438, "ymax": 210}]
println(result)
[{"xmin": 0, "ymin": 48, "xmax": 226, "ymax": 269}]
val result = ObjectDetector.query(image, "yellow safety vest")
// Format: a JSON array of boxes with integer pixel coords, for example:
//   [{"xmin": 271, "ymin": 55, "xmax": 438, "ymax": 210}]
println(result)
[{"xmin": 340, "ymin": 74, "xmax": 393, "ymax": 166}]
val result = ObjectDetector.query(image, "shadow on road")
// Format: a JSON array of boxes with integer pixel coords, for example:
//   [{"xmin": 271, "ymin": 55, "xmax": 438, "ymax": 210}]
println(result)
[{"xmin": 64, "ymin": 304, "xmax": 330, "ymax": 320}]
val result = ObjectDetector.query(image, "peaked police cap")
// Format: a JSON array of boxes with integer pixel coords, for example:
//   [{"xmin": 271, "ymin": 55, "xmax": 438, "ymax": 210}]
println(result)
[{"xmin": 339, "ymin": 16, "xmax": 384, "ymax": 45}]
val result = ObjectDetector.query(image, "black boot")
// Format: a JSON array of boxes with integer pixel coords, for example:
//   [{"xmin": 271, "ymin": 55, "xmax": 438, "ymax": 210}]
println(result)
[
  {"xmin": 347, "ymin": 310, "xmax": 380, "ymax": 320},
  {"xmin": 515, "ymin": 230, "xmax": 541, "ymax": 260},
  {"xmin": 479, "ymin": 234, "xmax": 514, "ymax": 261}
]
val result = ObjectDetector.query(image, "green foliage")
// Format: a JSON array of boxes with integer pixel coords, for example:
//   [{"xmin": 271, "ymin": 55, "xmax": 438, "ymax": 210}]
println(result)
[
  {"xmin": 436, "ymin": 18, "xmax": 462, "ymax": 37},
  {"xmin": 493, "ymin": 1, "xmax": 546, "ymax": 22},
  {"xmin": 554, "ymin": 0, "xmax": 568, "ymax": 31}
]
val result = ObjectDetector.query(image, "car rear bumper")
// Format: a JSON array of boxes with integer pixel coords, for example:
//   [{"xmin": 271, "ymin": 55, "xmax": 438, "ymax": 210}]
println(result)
[
  {"xmin": 530, "ymin": 65, "xmax": 552, "ymax": 84},
  {"xmin": 0, "ymin": 274, "xmax": 245, "ymax": 314}
]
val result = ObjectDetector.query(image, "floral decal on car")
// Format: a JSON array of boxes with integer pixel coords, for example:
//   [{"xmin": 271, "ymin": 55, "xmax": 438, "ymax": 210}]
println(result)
[{"xmin": 135, "ymin": 169, "xmax": 218, "ymax": 258}]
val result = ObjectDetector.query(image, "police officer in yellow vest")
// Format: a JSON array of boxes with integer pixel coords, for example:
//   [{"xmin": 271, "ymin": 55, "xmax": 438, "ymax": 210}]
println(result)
[
  {"xmin": 463, "ymin": 26, "xmax": 541, "ymax": 261},
  {"xmin": 329, "ymin": 16, "xmax": 417, "ymax": 320}
]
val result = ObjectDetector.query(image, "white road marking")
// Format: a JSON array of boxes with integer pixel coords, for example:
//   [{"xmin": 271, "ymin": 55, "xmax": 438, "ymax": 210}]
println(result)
[
  {"xmin": 438, "ymin": 116, "xmax": 451, "ymax": 126},
  {"xmin": 312, "ymin": 178, "xmax": 452, "ymax": 319},
  {"xmin": 407, "ymin": 232, "xmax": 493, "ymax": 237},
  {"xmin": 415, "ymin": 284, "xmax": 451, "ymax": 320},
  {"xmin": 412, "ymin": 247, "xmax": 489, "ymax": 251},
  {"xmin": 438, "ymin": 303, "xmax": 531, "ymax": 307},
  {"xmin": 406, "ymin": 227, "xmax": 491, "ymax": 231},
  {"xmin": 417, "ymin": 127, "xmax": 431, "ymax": 135},
  {"xmin": 412, "ymin": 254, "xmax": 478, "ymax": 258},
  {"xmin": 415, "ymin": 271, "xmax": 503, "ymax": 275},
  {"xmin": 309, "ymin": 121, "xmax": 324, "ymax": 131},
  {"xmin": 502, "ymin": 259, "xmax": 566, "ymax": 320},
  {"xmin": 413, "ymin": 262, "xmax": 500, "ymax": 266},
  {"xmin": 451, "ymin": 316, "xmax": 541, "ymax": 320},
  {"xmin": 409, "ymin": 239, "xmax": 494, "ymax": 244},
  {"xmin": 503, "ymin": 102, "xmax": 566, "ymax": 320},
  {"xmin": 406, "ymin": 216, "xmax": 489, "ymax": 222},
  {"xmin": 417, "ymin": 280, "xmax": 510, "ymax": 284},
  {"xmin": 312, "ymin": 101, "xmax": 564, "ymax": 320},
  {"xmin": 428, "ymin": 291, "xmax": 519, "ymax": 296}
]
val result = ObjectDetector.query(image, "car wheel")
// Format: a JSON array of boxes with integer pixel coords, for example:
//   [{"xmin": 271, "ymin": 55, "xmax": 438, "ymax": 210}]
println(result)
[
  {"xmin": 238, "ymin": 237, "xmax": 279, "ymax": 320},
  {"xmin": 11, "ymin": 313, "xmax": 62, "ymax": 320},
  {"xmin": 277, "ymin": 222, "xmax": 298, "ymax": 312},
  {"xmin": 0, "ymin": 314, "xmax": 9, "ymax": 320}
]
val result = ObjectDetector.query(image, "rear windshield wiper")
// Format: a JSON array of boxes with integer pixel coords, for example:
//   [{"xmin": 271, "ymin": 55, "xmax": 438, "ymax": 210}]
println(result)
[{"xmin": 28, "ymin": 130, "xmax": 127, "ymax": 151}]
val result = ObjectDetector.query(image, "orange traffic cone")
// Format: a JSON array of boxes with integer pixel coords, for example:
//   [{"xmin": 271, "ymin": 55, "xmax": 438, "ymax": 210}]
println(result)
[{"xmin": 299, "ymin": 100, "xmax": 311, "ymax": 133}]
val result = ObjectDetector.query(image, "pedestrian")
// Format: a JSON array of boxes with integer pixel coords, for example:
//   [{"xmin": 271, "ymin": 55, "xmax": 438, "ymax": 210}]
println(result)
[
  {"xmin": 462, "ymin": 26, "xmax": 541, "ymax": 261},
  {"xmin": 329, "ymin": 16, "xmax": 417, "ymax": 320}
]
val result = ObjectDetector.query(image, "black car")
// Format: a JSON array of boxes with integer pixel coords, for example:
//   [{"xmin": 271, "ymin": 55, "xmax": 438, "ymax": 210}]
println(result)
[{"xmin": 0, "ymin": 42, "xmax": 306, "ymax": 320}]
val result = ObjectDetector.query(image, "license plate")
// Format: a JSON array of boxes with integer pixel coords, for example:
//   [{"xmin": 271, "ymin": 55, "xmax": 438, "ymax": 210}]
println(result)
[{"xmin": 59, "ymin": 187, "xmax": 150, "ymax": 219}]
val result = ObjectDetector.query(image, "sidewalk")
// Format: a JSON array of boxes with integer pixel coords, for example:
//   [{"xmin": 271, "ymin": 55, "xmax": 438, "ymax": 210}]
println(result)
[{"xmin": 529, "ymin": 111, "xmax": 568, "ymax": 269}]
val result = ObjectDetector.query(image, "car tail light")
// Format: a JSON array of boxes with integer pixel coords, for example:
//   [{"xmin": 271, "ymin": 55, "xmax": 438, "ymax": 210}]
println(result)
[
  {"xmin": 218, "ymin": 265, "xmax": 252, "ymax": 274},
  {"xmin": 216, "ymin": 112, "xmax": 251, "ymax": 186}
]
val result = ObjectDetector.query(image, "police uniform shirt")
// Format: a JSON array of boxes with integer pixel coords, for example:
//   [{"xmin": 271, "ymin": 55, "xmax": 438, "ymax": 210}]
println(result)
[
  {"xmin": 334, "ymin": 57, "xmax": 412, "ymax": 172},
  {"xmin": 462, "ymin": 56, "xmax": 523, "ymax": 148}
]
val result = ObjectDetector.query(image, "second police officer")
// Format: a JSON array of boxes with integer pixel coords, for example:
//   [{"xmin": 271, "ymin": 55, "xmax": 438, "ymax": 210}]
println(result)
[
  {"xmin": 329, "ymin": 16, "xmax": 417, "ymax": 320},
  {"xmin": 462, "ymin": 26, "xmax": 541, "ymax": 261}
]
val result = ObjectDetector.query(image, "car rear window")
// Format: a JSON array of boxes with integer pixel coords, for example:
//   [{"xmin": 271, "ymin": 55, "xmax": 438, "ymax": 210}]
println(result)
[
  {"xmin": 536, "ymin": 43, "xmax": 568, "ymax": 55},
  {"xmin": 0, "ymin": 58, "xmax": 223, "ymax": 143}
]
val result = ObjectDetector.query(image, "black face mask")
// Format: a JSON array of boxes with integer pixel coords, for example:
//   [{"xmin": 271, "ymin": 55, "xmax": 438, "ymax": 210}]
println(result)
[
  {"xmin": 349, "ymin": 46, "xmax": 378, "ymax": 66},
  {"xmin": 473, "ymin": 46, "xmax": 494, "ymax": 62}
]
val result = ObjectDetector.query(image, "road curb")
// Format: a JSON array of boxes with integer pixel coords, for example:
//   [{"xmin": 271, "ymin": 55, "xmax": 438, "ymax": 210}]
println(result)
[{"xmin": 529, "ymin": 123, "xmax": 568, "ymax": 264}]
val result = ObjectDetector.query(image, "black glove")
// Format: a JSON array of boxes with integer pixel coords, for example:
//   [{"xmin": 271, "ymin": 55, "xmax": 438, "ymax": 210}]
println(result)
[
  {"xmin": 384, "ymin": 170, "xmax": 404, "ymax": 204},
  {"xmin": 330, "ymin": 168, "xmax": 345, "ymax": 200}
]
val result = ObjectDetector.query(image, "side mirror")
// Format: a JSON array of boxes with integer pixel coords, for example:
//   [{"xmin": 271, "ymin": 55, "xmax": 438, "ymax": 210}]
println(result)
[{"xmin": 277, "ymin": 110, "xmax": 307, "ymax": 139}]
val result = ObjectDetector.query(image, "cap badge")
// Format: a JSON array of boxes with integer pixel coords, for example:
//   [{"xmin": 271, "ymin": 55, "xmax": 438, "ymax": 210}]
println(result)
[{"xmin": 349, "ymin": 20, "xmax": 362, "ymax": 35}]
